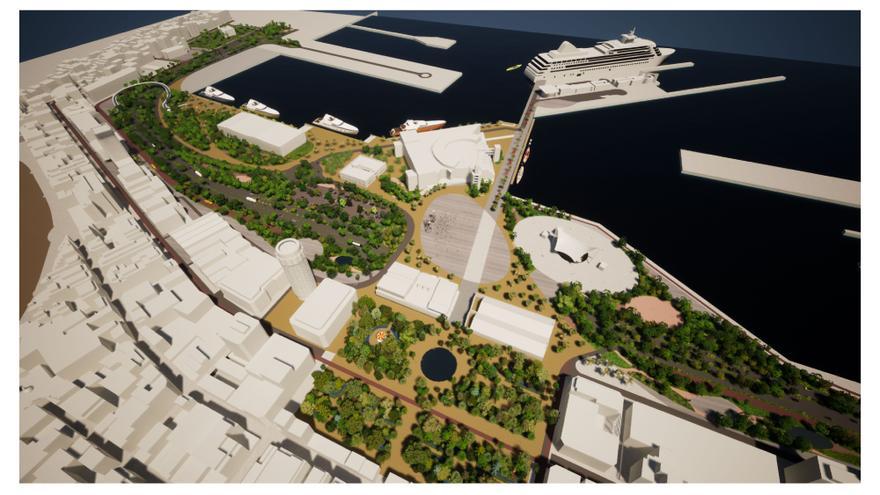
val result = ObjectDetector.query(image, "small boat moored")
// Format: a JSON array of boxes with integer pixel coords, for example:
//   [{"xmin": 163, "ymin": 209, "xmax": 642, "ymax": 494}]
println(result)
[
  {"xmin": 244, "ymin": 99, "xmax": 279, "ymax": 118},
  {"xmin": 505, "ymin": 63, "xmax": 523, "ymax": 72},
  {"xmin": 312, "ymin": 114, "xmax": 359, "ymax": 135},
  {"xmin": 201, "ymin": 86, "xmax": 234, "ymax": 103}
]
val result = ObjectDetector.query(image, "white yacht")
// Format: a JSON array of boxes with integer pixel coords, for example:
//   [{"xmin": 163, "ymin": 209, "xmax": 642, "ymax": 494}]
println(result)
[
  {"xmin": 201, "ymin": 86, "xmax": 235, "ymax": 103},
  {"xmin": 244, "ymin": 99, "xmax": 279, "ymax": 118},
  {"xmin": 389, "ymin": 119, "xmax": 446, "ymax": 136},
  {"xmin": 524, "ymin": 29, "xmax": 674, "ymax": 84},
  {"xmin": 312, "ymin": 114, "xmax": 358, "ymax": 135}
]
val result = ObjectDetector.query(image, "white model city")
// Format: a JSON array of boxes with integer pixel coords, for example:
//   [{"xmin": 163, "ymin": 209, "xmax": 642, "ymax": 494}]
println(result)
[
  {"xmin": 245, "ymin": 98, "xmax": 279, "ymax": 117},
  {"xmin": 201, "ymin": 85, "xmax": 235, "ymax": 103},
  {"xmin": 312, "ymin": 113, "xmax": 359, "ymax": 135},
  {"xmin": 524, "ymin": 29, "xmax": 674, "ymax": 84}
]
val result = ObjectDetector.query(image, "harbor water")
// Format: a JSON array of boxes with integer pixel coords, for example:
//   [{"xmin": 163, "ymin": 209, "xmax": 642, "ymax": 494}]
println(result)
[{"xmin": 186, "ymin": 16, "xmax": 862, "ymax": 380}]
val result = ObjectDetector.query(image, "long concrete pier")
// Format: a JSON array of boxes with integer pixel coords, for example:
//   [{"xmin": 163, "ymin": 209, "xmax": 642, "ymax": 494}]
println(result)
[
  {"xmin": 535, "ymin": 76, "xmax": 786, "ymax": 118},
  {"xmin": 349, "ymin": 24, "xmax": 457, "ymax": 49},
  {"xmin": 680, "ymin": 149, "xmax": 860, "ymax": 208},
  {"xmin": 181, "ymin": 42, "xmax": 462, "ymax": 95}
]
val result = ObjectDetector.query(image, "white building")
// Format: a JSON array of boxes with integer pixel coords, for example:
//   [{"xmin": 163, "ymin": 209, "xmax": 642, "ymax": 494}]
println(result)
[
  {"xmin": 399, "ymin": 124, "xmax": 495, "ymax": 192},
  {"xmin": 375, "ymin": 262, "xmax": 459, "ymax": 319},
  {"xmin": 219, "ymin": 25, "xmax": 237, "ymax": 38},
  {"xmin": 289, "ymin": 278, "xmax": 356, "ymax": 348},
  {"xmin": 554, "ymin": 376, "xmax": 783, "ymax": 483},
  {"xmin": 275, "ymin": 238, "xmax": 317, "ymax": 300},
  {"xmin": 217, "ymin": 112, "xmax": 308, "ymax": 157},
  {"xmin": 339, "ymin": 154, "xmax": 387, "ymax": 187},
  {"xmin": 783, "ymin": 456, "xmax": 860, "ymax": 483},
  {"xmin": 469, "ymin": 296, "xmax": 555, "ymax": 359},
  {"xmin": 169, "ymin": 213, "xmax": 289, "ymax": 317}
]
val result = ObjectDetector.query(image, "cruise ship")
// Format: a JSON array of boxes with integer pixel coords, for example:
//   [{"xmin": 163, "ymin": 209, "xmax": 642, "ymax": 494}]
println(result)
[
  {"xmin": 244, "ymin": 99, "xmax": 279, "ymax": 118},
  {"xmin": 312, "ymin": 114, "xmax": 358, "ymax": 135},
  {"xmin": 201, "ymin": 86, "xmax": 234, "ymax": 103},
  {"xmin": 389, "ymin": 119, "xmax": 446, "ymax": 136},
  {"xmin": 524, "ymin": 30, "xmax": 674, "ymax": 84}
]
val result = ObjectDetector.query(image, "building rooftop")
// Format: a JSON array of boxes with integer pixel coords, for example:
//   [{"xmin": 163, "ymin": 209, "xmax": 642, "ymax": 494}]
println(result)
[
  {"xmin": 375, "ymin": 262, "xmax": 459, "ymax": 318},
  {"xmin": 469, "ymin": 296, "xmax": 555, "ymax": 359}
]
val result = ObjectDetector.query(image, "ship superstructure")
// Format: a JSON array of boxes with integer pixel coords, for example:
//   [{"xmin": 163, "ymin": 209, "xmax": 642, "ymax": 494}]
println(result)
[{"xmin": 525, "ymin": 30, "xmax": 674, "ymax": 85}]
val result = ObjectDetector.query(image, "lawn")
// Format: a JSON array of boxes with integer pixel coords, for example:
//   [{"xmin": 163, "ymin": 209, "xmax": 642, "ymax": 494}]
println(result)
[
  {"xmin": 321, "ymin": 150, "xmax": 354, "ymax": 176},
  {"xmin": 601, "ymin": 350, "xmax": 631, "ymax": 368}
]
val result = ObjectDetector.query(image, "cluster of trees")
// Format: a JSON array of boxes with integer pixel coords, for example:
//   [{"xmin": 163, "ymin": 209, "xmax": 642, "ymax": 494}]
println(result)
[
  {"xmin": 467, "ymin": 179, "xmax": 491, "ymax": 198},
  {"xmin": 439, "ymin": 329, "xmax": 559, "ymax": 438},
  {"xmin": 112, "ymin": 82, "xmax": 408, "ymax": 276},
  {"xmin": 340, "ymin": 297, "xmax": 439, "ymax": 383},
  {"xmin": 817, "ymin": 389, "xmax": 860, "ymax": 416},
  {"xmin": 706, "ymin": 409, "xmax": 830, "ymax": 452},
  {"xmin": 512, "ymin": 247, "xmax": 535, "ymax": 272},
  {"xmin": 380, "ymin": 175, "xmax": 421, "ymax": 204},
  {"xmin": 299, "ymin": 368, "xmax": 406, "ymax": 463},
  {"xmin": 501, "ymin": 193, "xmax": 569, "ymax": 232},
  {"xmin": 401, "ymin": 412, "xmax": 532, "ymax": 482},
  {"xmin": 360, "ymin": 145, "xmax": 385, "ymax": 158}
]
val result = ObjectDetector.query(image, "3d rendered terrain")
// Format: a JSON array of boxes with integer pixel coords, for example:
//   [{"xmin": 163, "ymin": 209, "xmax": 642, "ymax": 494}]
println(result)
[{"xmin": 19, "ymin": 9, "xmax": 861, "ymax": 484}]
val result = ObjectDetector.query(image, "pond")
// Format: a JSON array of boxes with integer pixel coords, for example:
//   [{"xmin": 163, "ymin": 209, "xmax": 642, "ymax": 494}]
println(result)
[
  {"xmin": 420, "ymin": 347, "xmax": 457, "ymax": 382},
  {"xmin": 335, "ymin": 256, "xmax": 353, "ymax": 266}
]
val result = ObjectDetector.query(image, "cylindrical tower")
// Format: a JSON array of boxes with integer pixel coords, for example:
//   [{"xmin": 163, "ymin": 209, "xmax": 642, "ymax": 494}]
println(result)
[{"xmin": 275, "ymin": 238, "xmax": 317, "ymax": 300}]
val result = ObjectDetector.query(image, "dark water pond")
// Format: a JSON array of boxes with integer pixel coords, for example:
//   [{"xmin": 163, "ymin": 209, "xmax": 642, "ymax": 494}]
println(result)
[{"xmin": 420, "ymin": 347, "xmax": 457, "ymax": 382}]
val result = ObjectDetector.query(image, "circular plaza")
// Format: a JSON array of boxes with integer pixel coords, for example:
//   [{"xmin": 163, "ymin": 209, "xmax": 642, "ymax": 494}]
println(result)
[{"xmin": 513, "ymin": 216, "xmax": 637, "ymax": 293}]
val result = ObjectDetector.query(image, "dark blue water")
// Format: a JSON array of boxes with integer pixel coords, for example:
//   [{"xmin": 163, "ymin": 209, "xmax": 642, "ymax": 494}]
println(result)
[
  {"xmin": 20, "ymin": 11, "xmax": 187, "ymax": 61},
  {"xmin": 214, "ymin": 17, "xmax": 859, "ymax": 380},
  {"xmin": 421, "ymin": 347, "xmax": 458, "ymax": 382}
]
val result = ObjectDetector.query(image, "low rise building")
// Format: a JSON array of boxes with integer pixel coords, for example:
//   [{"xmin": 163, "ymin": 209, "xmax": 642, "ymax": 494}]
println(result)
[
  {"xmin": 216, "ymin": 111, "xmax": 307, "ymax": 157},
  {"xmin": 168, "ymin": 213, "xmax": 288, "ymax": 317},
  {"xmin": 289, "ymin": 278, "xmax": 357, "ymax": 348},
  {"xmin": 375, "ymin": 262, "xmax": 459, "ymax": 319},
  {"xmin": 469, "ymin": 296, "xmax": 554, "ymax": 359},
  {"xmin": 339, "ymin": 154, "xmax": 387, "ymax": 187},
  {"xmin": 783, "ymin": 455, "xmax": 860, "ymax": 483},
  {"xmin": 554, "ymin": 376, "xmax": 783, "ymax": 483}
]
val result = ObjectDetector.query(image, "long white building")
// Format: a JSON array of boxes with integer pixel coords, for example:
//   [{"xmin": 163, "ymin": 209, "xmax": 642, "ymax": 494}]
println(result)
[
  {"xmin": 376, "ymin": 262, "xmax": 459, "ymax": 319},
  {"xmin": 216, "ymin": 111, "xmax": 308, "ymax": 157},
  {"xmin": 469, "ymin": 296, "xmax": 555, "ymax": 359}
]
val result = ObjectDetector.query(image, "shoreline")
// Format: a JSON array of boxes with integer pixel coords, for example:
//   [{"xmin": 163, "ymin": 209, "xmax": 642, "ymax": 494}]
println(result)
[
  {"xmin": 19, "ymin": 162, "xmax": 52, "ymax": 316},
  {"xmin": 512, "ymin": 195, "xmax": 860, "ymax": 395}
]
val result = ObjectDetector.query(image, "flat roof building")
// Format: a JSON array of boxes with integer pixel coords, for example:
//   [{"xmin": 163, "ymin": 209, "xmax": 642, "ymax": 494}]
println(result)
[
  {"xmin": 217, "ymin": 112, "xmax": 307, "ymax": 157},
  {"xmin": 169, "ymin": 213, "xmax": 288, "ymax": 317},
  {"xmin": 469, "ymin": 296, "xmax": 555, "ymax": 359},
  {"xmin": 289, "ymin": 278, "xmax": 356, "ymax": 348},
  {"xmin": 339, "ymin": 154, "xmax": 387, "ymax": 188},
  {"xmin": 400, "ymin": 124, "xmax": 495, "ymax": 192},
  {"xmin": 375, "ymin": 262, "xmax": 459, "ymax": 319},
  {"xmin": 783, "ymin": 455, "xmax": 860, "ymax": 483},
  {"xmin": 554, "ymin": 376, "xmax": 783, "ymax": 483}
]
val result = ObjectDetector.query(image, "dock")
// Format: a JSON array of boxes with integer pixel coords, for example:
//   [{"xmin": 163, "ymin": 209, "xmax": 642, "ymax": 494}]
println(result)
[
  {"xmin": 181, "ymin": 41, "xmax": 462, "ymax": 95},
  {"xmin": 350, "ymin": 24, "xmax": 457, "ymax": 49},
  {"xmin": 680, "ymin": 149, "xmax": 860, "ymax": 208},
  {"xmin": 534, "ymin": 76, "xmax": 786, "ymax": 118}
]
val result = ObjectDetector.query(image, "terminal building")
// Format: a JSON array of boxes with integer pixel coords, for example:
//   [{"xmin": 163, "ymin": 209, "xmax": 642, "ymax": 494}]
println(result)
[
  {"xmin": 553, "ymin": 376, "xmax": 783, "ymax": 483},
  {"xmin": 216, "ymin": 111, "xmax": 308, "ymax": 157},
  {"xmin": 399, "ymin": 124, "xmax": 496, "ymax": 192}
]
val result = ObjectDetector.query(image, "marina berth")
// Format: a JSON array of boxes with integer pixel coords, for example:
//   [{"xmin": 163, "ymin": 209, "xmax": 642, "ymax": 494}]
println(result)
[
  {"xmin": 244, "ymin": 99, "xmax": 280, "ymax": 118},
  {"xmin": 201, "ymin": 85, "xmax": 235, "ymax": 103},
  {"xmin": 312, "ymin": 114, "xmax": 358, "ymax": 135}
]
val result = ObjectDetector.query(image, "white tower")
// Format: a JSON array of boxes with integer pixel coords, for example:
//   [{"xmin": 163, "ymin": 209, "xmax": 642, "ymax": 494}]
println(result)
[{"xmin": 275, "ymin": 238, "xmax": 317, "ymax": 300}]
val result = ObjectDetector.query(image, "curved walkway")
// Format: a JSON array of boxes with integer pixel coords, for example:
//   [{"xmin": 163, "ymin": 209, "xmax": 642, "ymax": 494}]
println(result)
[{"xmin": 111, "ymin": 81, "xmax": 172, "ymax": 110}]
